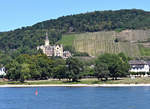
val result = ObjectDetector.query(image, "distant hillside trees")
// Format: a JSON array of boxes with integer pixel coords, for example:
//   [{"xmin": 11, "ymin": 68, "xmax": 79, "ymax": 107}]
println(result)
[
  {"xmin": 0, "ymin": 29, "xmax": 61, "ymax": 56},
  {"xmin": 33, "ymin": 9, "xmax": 150, "ymax": 33},
  {"xmin": 1, "ymin": 9, "xmax": 150, "ymax": 57}
]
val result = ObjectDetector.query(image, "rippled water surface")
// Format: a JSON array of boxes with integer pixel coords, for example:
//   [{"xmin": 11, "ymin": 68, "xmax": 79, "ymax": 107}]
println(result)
[{"xmin": 1, "ymin": 87, "xmax": 150, "ymax": 109}]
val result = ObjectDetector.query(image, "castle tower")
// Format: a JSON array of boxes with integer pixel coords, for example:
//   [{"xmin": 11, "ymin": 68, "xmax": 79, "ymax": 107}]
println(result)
[
  {"xmin": 54, "ymin": 44, "xmax": 63, "ymax": 57},
  {"xmin": 45, "ymin": 32, "xmax": 49, "ymax": 46}
]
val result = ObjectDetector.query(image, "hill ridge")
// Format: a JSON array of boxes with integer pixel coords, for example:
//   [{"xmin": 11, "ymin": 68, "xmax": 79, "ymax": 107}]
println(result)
[{"xmin": 0, "ymin": 9, "xmax": 150, "ymax": 61}]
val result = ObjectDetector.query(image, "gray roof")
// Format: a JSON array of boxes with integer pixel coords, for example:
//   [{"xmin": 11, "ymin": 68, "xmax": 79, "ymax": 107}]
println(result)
[
  {"xmin": 129, "ymin": 60, "xmax": 148, "ymax": 65},
  {"xmin": 146, "ymin": 61, "xmax": 150, "ymax": 65}
]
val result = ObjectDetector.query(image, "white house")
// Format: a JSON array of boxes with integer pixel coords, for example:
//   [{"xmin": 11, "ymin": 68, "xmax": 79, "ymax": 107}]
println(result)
[
  {"xmin": 129, "ymin": 60, "xmax": 149, "ymax": 73},
  {"xmin": 0, "ymin": 67, "xmax": 6, "ymax": 76}
]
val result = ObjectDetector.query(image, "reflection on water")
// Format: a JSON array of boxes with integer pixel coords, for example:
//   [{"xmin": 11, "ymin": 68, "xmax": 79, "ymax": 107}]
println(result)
[{"xmin": 0, "ymin": 87, "xmax": 150, "ymax": 109}]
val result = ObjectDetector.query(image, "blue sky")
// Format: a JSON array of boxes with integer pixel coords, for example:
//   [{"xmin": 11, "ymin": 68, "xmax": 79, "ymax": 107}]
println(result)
[{"xmin": 0, "ymin": 0, "xmax": 150, "ymax": 32}]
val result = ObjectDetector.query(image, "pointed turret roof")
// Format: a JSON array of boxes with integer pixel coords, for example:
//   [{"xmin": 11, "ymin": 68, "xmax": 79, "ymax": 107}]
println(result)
[
  {"xmin": 46, "ymin": 32, "xmax": 48, "ymax": 40},
  {"xmin": 45, "ymin": 32, "xmax": 50, "ymax": 46}
]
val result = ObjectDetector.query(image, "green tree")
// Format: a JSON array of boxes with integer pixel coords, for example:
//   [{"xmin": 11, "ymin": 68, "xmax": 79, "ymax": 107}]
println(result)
[
  {"xmin": 6, "ymin": 60, "xmax": 20, "ymax": 81},
  {"xmin": 52, "ymin": 59, "xmax": 66, "ymax": 80},
  {"xmin": 19, "ymin": 63, "xmax": 31, "ymax": 82},
  {"xmin": 63, "ymin": 46, "xmax": 76, "ymax": 54},
  {"xmin": 32, "ymin": 54, "xmax": 53, "ymax": 79},
  {"xmin": 94, "ymin": 62, "xmax": 109, "ymax": 81},
  {"xmin": 6, "ymin": 54, "xmax": 32, "ymax": 82},
  {"xmin": 66, "ymin": 57, "xmax": 83, "ymax": 82},
  {"xmin": 114, "ymin": 53, "xmax": 130, "ymax": 78},
  {"xmin": 97, "ymin": 53, "xmax": 130, "ymax": 80}
]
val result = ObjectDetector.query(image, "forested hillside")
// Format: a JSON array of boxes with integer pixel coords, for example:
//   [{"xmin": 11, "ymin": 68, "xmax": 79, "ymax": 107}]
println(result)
[
  {"xmin": 1, "ymin": 9, "xmax": 150, "ymax": 64},
  {"xmin": 34, "ymin": 9, "xmax": 150, "ymax": 32},
  {"xmin": 1, "ymin": 9, "xmax": 150, "ymax": 52}
]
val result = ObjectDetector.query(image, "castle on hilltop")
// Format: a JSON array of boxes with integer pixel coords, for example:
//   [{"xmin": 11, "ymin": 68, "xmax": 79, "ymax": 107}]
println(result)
[{"xmin": 37, "ymin": 33, "xmax": 71, "ymax": 59}]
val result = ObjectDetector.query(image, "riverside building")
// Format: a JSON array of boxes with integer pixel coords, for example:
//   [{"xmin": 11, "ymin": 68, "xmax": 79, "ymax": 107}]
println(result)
[{"xmin": 129, "ymin": 60, "xmax": 149, "ymax": 73}]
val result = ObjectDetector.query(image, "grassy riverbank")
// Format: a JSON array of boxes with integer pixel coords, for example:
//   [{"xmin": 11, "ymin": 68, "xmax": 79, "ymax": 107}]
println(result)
[{"xmin": 1, "ymin": 77, "xmax": 150, "ymax": 85}]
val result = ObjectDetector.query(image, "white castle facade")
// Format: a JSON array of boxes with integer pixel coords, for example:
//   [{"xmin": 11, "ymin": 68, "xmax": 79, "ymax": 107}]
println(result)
[{"xmin": 37, "ymin": 33, "xmax": 71, "ymax": 59}]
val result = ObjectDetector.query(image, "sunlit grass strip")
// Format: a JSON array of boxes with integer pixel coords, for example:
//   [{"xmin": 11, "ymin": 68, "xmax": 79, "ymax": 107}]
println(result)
[{"xmin": 1, "ymin": 78, "xmax": 150, "ymax": 85}]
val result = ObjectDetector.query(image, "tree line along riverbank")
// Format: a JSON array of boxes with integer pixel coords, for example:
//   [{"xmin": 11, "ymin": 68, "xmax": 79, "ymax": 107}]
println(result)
[{"xmin": 4, "ymin": 52, "xmax": 131, "ymax": 83}]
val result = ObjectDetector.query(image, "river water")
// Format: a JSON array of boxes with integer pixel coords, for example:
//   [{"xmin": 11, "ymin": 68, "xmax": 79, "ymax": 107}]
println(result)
[{"xmin": 1, "ymin": 87, "xmax": 150, "ymax": 109}]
